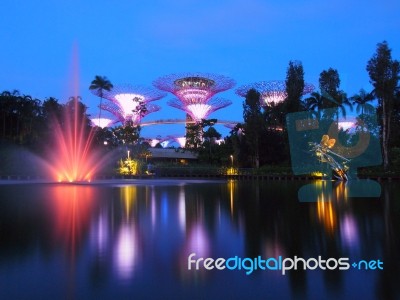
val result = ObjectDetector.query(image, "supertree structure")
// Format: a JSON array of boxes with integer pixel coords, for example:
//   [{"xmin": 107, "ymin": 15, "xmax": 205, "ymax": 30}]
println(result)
[
  {"xmin": 167, "ymin": 97, "xmax": 232, "ymax": 122},
  {"xmin": 142, "ymin": 137, "xmax": 168, "ymax": 147},
  {"xmin": 223, "ymin": 122, "xmax": 240, "ymax": 130},
  {"xmin": 175, "ymin": 137, "xmax": 186, "ymax": 148},
  {"xmin": 166, "ymin": 135, "xmax": 186, "ymax": 148},
  {"xmin": 153, "ymin": 73, "xmax": 235, "ymax": 104},
  {"xmin": 90, "ymin": 117, "xmax": 115, "ymax": 128},
  {"xmin": 149, "ymin": 138, "xmax": 162, "ymax": 147},
  {"xmin": 236, "ymin": 80, "xmax": 314, "ymax": 106},
  {"xmin": 91, "ymin": 84, "xmax": 165, "ymax": 125},
  {"xmin": 100, "ymin": 101, "xmax": 161, "ymax": 124}
]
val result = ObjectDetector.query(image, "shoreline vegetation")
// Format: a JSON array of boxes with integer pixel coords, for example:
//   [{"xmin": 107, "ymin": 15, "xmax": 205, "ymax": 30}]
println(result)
[
  {"xmin": 1, "ymin": 164, "xmax": 399, "ymax": 181},
  {"xmin": 1, "ymin": 42, "xmax": 399, "ymax": 180}
]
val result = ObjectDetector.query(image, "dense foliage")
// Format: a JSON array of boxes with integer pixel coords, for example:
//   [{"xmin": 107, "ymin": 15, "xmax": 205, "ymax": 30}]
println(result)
[{"xmin": 1, "ymin": 41, "xmax": 399, "ymax": 174}]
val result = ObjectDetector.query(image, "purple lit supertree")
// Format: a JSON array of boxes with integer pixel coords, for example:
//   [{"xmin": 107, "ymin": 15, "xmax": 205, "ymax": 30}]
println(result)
[
  {"xmin": 100, "ymin": 101, "xmax": 161, "ymax": 124},
  {"xmin": 149, "ymin": 138, "xmax": 160, "ymax": 147},
  {"xmin": 236, "ymin": 80, "xmax": 314, "ymax": 106},
  {"xmin": 91, "ymin": 84, "xmax": 165, "ymax": 125},
  {"xmin": 166, "ymin": 135, "xmax": 186, "ymax": 148},
  {"xmin": 223, "ymin": 122, "xmax": 240, "ymax": 130},
  {"xmin": 153, "ymin": 73, "xmax": 236, "ymax": 104},
  {"xmin": 90, "ymin": 117, "xmax": 116, "ymax": 128},
  {"xmin": 167, "ymin": 98, "xmax": 232, "ymax": 122},
  {"xmin": 142, "ymin": 137, "xmax": 168, "ymax": 147}
]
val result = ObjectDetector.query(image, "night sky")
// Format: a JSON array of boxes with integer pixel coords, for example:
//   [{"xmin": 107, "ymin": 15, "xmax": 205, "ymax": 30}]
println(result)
[{"xmin": 1, "ymin": 0, "xmax": 399, "ymax": 137}]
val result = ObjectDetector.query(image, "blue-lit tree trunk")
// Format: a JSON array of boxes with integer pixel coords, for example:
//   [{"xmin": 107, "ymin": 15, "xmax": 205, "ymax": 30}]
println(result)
[{"xmin": 367, "ymin": 41, "xmax": 400, "ymax": 170}]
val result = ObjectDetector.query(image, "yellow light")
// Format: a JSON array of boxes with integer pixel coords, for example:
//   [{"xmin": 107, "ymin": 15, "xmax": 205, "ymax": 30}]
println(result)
[
  {"xmin": 311, "ymin": 171, "xmax": 324, "ymax": 178},
  {"xmin": 226, "ymin": 167, "xmax": 238, "ymax": 175},
  {"xmin": 316, "ymin": 198, "xmax": 336, "ymax": 234}
]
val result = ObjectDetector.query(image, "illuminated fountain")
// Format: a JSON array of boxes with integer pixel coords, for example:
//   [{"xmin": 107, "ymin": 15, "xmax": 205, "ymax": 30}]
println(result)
[
  {"xmin": 46, "ymin": 96, "xmax": 109, "ymax": 182},
  {"xmin": 41, "ymin": 46, "xmax": 114, "ymax": 182}
]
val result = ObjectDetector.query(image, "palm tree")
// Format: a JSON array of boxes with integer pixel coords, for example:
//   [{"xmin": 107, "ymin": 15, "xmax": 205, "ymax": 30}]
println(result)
[
  {"xmin": 19, "ymin": 94, "xmax": 41, "ymax": 143},
  {"xmin": 305, "ymin": 91, "xmax": 324, "ymax": 119},
  {"xmin": 89, "ymin": 75, "xmax": 113, "ymax": 120},
  {"xmin": 0, "ymin": 90, "xmax": 20, "ymax": 139},
  {"xmin": 350, "ymin": 89, "xmax": 375, "ymax": 132},
  {"xmin": 351, "ymin": 89, "xmax": 375, "ymax": 117},
  {"xmin": 336, "ymin": 91, "xmax": 353, "ymax": 121},
  {"xmin": 0, "ymin": 90, "xmax": 13, "ymax": 138}
]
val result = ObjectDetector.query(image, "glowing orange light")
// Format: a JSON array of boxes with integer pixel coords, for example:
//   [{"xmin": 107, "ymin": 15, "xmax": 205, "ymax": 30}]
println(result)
[
  {"xmin": 49, "ymin": 185, "xmax": 95, "ymax": 258},
  {"xmin": 317, "ymin": 197, "xmax": 337, "ymax": 234}
]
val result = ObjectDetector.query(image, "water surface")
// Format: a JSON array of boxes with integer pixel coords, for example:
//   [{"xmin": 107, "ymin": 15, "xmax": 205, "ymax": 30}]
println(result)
[{"xmin": 0, "ymin": 179, "xmax": 398, "ymax": 299}]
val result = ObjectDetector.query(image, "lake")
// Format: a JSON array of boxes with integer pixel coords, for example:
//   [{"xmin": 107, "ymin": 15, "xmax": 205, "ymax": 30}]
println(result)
[{"xmin": 0, "ymin": 179, "xmax": 399, "ymax": 300}]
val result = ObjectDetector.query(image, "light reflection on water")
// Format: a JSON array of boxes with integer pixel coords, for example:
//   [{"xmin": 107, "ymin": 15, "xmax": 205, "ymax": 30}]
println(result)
[
  {"xmin": 114, "ymin": 221, "xmax": 139, "ymax": 281},
  {"xmin": 0, "ymin": 180, "xmax": 399, "ymax": 299}
]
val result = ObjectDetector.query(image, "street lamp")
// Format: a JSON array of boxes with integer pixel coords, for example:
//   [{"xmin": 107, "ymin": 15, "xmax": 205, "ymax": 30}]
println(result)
[
  {"xmin": 230, "ymin": 155, "xmax": 233, "ymax": 168},
  {"xmin": 127, "ymin": 150, "xmax": 130, "ymax": 159}
]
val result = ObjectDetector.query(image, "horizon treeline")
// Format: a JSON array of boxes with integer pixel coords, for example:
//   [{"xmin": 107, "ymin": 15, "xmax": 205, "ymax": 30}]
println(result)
[{"xmin": 0, "ymin": 41, "xmax": 399, "ymax": 172}]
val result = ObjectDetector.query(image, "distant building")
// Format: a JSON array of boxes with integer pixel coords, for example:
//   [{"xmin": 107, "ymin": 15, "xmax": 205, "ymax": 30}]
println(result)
[{"xmin": 148, "ymin": 148, "xmax": 198, "ymax": 164}]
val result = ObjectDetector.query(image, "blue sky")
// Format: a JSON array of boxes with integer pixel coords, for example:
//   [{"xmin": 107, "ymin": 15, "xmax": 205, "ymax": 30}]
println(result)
[{"xmin": 1, "ymin": 0, "xmax": 399, "ymax": 138}]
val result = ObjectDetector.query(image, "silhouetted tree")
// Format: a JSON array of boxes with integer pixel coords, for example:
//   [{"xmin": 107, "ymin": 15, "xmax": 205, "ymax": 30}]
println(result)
[
  {"xmin": 132, "ymin": 98, "xmax": 148, "ymax": 123},
  {"xmin": 0, "ymin": 90, "xmax": 20, "ymax": 139},
  {"xmin": 243, "ymin": 89, "xmax": 265, "ymax": 168},
  {"xmin": 351, "ymin": 89, "xmax": 375, "ymax": 116},
  {"xmin": 200, "ymin": 125, "xmax": 222, "ymax": 163},
  {"xmin": 336, "ymin": 92, "xmax": 353, "ymax": 120},
  {"xmin": 305, "ymin": 91, "xmax": 324, "ymax": 119},
  {"xmin": 350, "ymin": 89, "xmax": 375, "ymax": 133},
  {"xmin": 319, "ymin": 68, "xmax": 340, "ymax": 105},
  {"xmin": 318, "ymin": 68, "xmax": 352, "ymax": 121},
  {"xmin": 112, "ymin": 120, "xmax": 141, "ymax": 145},
  {"xmin": 89, "ymin": 75, "xmax": 113, "ymax": 120},
  {"xmin": 367, "ymin": 41, "xmax": 400, "ymax": 169},
  {"xmin": 185, "ymin": 122, "xmax": 203, "ymax": 149},
  {"xmin": 285, "ymin": 60, "xmax": 305, "ymax": 113}
]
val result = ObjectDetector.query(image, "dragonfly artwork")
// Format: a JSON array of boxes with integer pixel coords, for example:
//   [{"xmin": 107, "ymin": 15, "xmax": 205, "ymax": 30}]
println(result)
[{"xmin": 309, "ymin": 135, "xmax": 350, "ymax": 181}]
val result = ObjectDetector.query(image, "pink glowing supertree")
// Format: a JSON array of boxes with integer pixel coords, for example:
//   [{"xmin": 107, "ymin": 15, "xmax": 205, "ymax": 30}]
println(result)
[
  {"xmin": 223, "ymin": 122, "xmax": 240, "ymax": 130},
  {"xmin": 149, "ymin": 138, "xmax": 161, "ymax": 147},
  {"xmin": 90, "ymin": 117, "xmax": 116, "ymax": 128},
  {"xmin": 154, "ymin": 73, "xmax": 235, "ymax": 125},
  {"xmin": 100, "ymin": 101, "xmax": 161, "ymax": 124},
  {"xmin": 153, "ymin": 73, "xmax": 235, "ymax": 104},
  {"xmin": 91, "ymin": 85, "xmax": 165, "ymax": 125},
  {"xmin": 142, "ymin": 136, "xmax": 168, "ymax": 147},
  {"xmin": 236, "ymin": 80, "xmax": 314, "ymax": 106},
  {"xmin": 165, "ymin": 135, "xmax": 186, "ymax": 148},
  {"xmin": 167, "ymin": 98, "xmax": 232, "ymax": 122}
]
